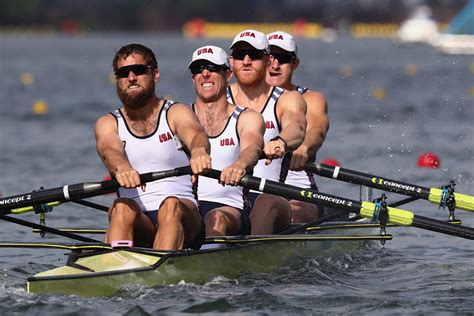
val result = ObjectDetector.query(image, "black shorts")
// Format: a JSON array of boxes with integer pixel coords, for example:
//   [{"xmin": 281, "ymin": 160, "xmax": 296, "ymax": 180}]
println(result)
[
  {"xmin": 144, "ymin": 210, "xmax": 205, "ymax": 250},
  {"xmin": 199, "ymin": 201, "xmax": 251, "ymax": 235},
  {"xmin": 247, "ymin": 192, "xmax": 261, "ymax": 209}
]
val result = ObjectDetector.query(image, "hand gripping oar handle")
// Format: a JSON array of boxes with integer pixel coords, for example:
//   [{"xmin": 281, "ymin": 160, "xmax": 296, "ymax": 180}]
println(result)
[
  {"xmin": 0, "ymin": 166, "xmax": 192, "ymax": 213},
  {"xmin": 306, "ymin": 162, "xmax": 474, "ymax": 212},
  {"xmin": 202, "ymin": 169, "xmax": 474, "ymax": 240}
]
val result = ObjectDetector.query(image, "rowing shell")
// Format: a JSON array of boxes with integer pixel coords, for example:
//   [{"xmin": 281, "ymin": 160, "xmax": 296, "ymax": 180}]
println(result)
[{"xmin": 25, "ymin": 221, "xmax": 391, "ymax": 296}]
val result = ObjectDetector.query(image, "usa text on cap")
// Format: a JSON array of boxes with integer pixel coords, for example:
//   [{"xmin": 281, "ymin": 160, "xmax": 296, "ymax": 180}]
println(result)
[
  {"xmin": 267, "ymin": 31, "xmax": 297, "ymax": 54},
  {"xmin": 188, "ymin": 45, "xmax": 229, "ymax": 68},
  {"xmin": 230, "ymin": 29, "xmax": 269, "ymax": 53}
]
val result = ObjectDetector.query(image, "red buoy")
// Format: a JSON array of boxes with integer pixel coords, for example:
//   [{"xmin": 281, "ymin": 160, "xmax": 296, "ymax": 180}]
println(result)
[
  {"xmin": 417, "ymin": 152, "xmax": 440, "ymax": 168},
  {"xmin": 321, "ymin": 157, "xmax": 341, "ymax": 167}
]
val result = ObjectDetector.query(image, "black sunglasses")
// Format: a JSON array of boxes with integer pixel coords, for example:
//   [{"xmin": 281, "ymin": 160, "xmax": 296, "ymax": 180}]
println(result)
[
  {"xmin": 115, "ymin": 64, "xmax": 152, "ymax": 78},
  {"xmin": 271, "ymin": 53, "xmax": 295, "ymax": 64},
  {"xmin": 190, "ymin": 64, "xmax": 227, "ymax": 75},
  {"xmin": 231, "ymin": 49, "xmax": 266, "ymax": 60}
]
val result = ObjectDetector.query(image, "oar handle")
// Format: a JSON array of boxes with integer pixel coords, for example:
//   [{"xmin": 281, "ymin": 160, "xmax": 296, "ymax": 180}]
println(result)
[
  {"xmin": 97, "ymin": 166, "xmax": 192, "ymax": 194},
  {"xmin": 0, "ymin": 166, "xmax": 192, "ymax": 213}
]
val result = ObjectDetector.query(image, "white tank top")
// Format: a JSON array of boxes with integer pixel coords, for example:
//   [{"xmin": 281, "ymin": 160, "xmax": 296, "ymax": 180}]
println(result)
[
  {"xmin": 227, "ymin": 86, "xmax": 289, "ymax": 183},
  {"xmin": 193, "ymin": 105, "xmax": 247, "ymax": 210},
  {"xmin": 284, "ymin": 86, "xmax": 318, "ymax": 189},
  {"xmin": 111, "ymin": 100, "xmax": 196, "ymax": 212}
]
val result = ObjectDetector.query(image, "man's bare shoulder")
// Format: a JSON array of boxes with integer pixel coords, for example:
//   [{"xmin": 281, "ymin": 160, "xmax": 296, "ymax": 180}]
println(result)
[
  {"xmin": 237, "ymin": 108, "xmax": 265, "ymax": 134},
  {"xmin": 167, "ymin": 102, "xmax": 200, "ymax": 131},
  {"xmin": 168, "ymin": 102, "xmax": 193, "ymax": 114},
  {"xmin": 282, "ymin": 89, "xmax": 304, "ymax": 98},
  {"xmin": 303, "ymin": 90, "xmax": 327, "ymax": 108},
  {"xmin": 280, "ymin": 89, "xmax": 306, "ymax": 105},
  {"xmin": 95, "ymin": 112, "xmax": 116, "ymax": 127},
  {"xmin": 240, "ymin": 107, "xmax": 263, "ymax": 121}
]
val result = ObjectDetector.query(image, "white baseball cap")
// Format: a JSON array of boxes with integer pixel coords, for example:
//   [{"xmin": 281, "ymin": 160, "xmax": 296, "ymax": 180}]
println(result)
[
  {"xmin": 230, "ymin": 29, "xmax": 269, "ymax": 53},
  {"xmin": 267, "ymin": 31, "xmax": 297, "ymax": 55},
  {"xmin": 188, "ymin": 45, "xmax": 229, "ymax": 68}
]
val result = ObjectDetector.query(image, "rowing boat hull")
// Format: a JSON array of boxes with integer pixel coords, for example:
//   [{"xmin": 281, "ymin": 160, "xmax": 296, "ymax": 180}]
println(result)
[{"xmin": 27, "ymin": 223, "xmax": 388, "ymax": 296}]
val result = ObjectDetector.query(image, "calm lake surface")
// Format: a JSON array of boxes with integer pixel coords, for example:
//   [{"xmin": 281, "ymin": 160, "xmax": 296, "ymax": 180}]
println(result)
[{"xmin": 0, "ymin": 33, "xmax": 473, "ymax": 314}]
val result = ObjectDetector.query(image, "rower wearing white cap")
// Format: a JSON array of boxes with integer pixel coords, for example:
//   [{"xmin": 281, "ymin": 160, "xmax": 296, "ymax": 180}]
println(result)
[
  {"xmin": 227, "ymin": 29, "xmax": 307, "ymax": 234},
  {"xmin": 189, "ymin": 45, "xmax": 265, "ymax": 237},
  {"xmin": 266, "ymin": 31, "xmax": 329, "ymax": 223}
]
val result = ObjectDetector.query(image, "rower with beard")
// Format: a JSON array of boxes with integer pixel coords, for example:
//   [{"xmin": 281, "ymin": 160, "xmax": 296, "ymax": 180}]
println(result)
[
  {"xmin": 227, "ymin": 30, "xmax": 307, "ymax": 234},
  {"xmin": 266, "ymin": 31, "xmax": 329, "ymax": 223},
  {"xmin": 95, "ymin": 43, "xmax": 212, "ymax": 250},
  {"xmin": 189, "ymin": 45, "xmax": 265, "ymax": 237}
]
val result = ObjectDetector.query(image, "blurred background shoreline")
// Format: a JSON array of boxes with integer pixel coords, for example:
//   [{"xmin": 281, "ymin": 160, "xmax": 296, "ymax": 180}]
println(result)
[{"xmin": 0, "ymin": 0, "xmax": 469, "ymax": 36}]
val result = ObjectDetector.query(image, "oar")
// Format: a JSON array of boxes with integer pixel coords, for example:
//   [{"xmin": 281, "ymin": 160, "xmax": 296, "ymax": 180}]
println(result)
[
  {"xmin": 0, "ymin": 242, "xmax": 112, "ymax": 251},
  {"xmin": 306, "ymin": 162, "xmax": 474, "ymax": 212},
  {"xmin": 9, "ymin": 199, "xmax": 110, "ymax": 216},
  {"xmin": 0, "ymin": 214, "xmax": 101, "ymax": 242},
  {"xmin": 204, "ymin": 233, "xmax": 392, "ymax": 244},
  {"xmin": 0, "ymin": 166, "xmax": 192, "ymax": 213},
  {"xmin": 279, "ymin": 210, "xmax": 348, "ymax": 235},
  {"xmin": 203, "ymin": 169, "xmax": 474, "ymax": 240}
]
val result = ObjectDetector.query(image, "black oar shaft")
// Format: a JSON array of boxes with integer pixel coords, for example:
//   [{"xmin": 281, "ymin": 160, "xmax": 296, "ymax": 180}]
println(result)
[
  {"xmin": 412, "ymin": 215, "xmax": 474, "ymax": 240},
  {"xmin": 203, "ymin": 170, "xmax": 474, "ymax": 240},
  {"xmin": 204, "ymin": 169, "xmax": 363, "ymax": 214},
  {"xmin": 389, "ymin": 196, "xmax": 420, "ymax": 208},
  {"xmin": 0, "ymin": 166, "xmax": 191, "ymax": 213},
  {"xmin": 280, "ymin": 210, "xmax": 348, "ymax": 235},
  {"xmin": 0, "ymin": 215, "xmax": 100, "ymax": 242},
  {"xmin": 240, "ymin": 174, "xmax": 363, "ymax": 213},
  {"xmin": 307, "ymin": 163, "xmax": 431, "ymax": 199},
  {"xmin": 72, "ymin": 200, "xmax": 109, "ymax": 212}
]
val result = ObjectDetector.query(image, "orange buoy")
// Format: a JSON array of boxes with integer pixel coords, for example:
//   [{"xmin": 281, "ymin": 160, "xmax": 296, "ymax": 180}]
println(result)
[
  {"xmin": 20, "ymin": 72, "xmax": 34, "ymax": 86},
  {"xmin": 372, "ymin": 87, "xmax": 386, "ymax": 101},
  {"xmin": 340, "ymin": 66, "xmax": 353, "ymax": 78},
  {"xmin": 321, "ymin": 157, "xmax": 341, "ymax": 167},
  {"xmin": 468, "ymin": 86, "xmax": 474, "ymax": 96},
  {"xmin": 32, "ymin": 100, "xmax": 49, "ymax": 115},
  {"xmin": 417, "ymin": 152, "xmax": 440, "ymax": 168}
]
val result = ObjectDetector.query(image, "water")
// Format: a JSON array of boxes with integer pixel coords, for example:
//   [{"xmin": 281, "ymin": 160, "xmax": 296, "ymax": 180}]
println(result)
[{"xmin": 1, "ymin": 33, "xmax": 473, "ymax": 314}]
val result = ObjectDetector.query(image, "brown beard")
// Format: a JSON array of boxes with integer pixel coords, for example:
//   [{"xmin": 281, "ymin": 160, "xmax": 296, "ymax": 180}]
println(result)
[
  {"xmin": 117, "ymin": 81, "xmax": 155, "ymax": 110},
  {"xmin": 234, "ymin": 66, "xmax": 266, "ymax": 87}
]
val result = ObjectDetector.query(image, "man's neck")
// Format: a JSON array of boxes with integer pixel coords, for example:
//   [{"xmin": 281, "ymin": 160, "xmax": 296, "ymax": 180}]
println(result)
[
  {"xmin": 194, "ymin": 96, "xmax": 234, "ymax": 137},
  {"xmin": 281, "ymin": 82, "xmax": 297, "ymax": 91},
  {"xmin": 232, "ymin": 81, "xmax": 273, "ymax": 111}
]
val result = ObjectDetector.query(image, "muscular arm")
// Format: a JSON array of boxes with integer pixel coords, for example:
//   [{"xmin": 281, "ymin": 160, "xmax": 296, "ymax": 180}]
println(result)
[
  {"xmin": 169, "ymin": 103, "xmax": 212, "ymax": 174},
  {"xmin": 95, "ymin": 114, "xmax": 141, "ymax": 188},
  {"xmin": 221, "ymin": 109, "xmax": 265, "ymax": 185},
  {"xmin": 265, "ymin": 90, "xmax": 307, "ymax": 163},
  {"xmin": 290, "ymin": 91, "xmax": 329, "ymax": 170}
]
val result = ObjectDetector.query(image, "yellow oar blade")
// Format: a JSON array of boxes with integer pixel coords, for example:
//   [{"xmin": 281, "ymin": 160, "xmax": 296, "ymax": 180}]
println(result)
[
  {"xmin": 360, "ymin": 201, "xmax": 414, "ymax": 226},
  {"xmin": 10, "ymin": 201, "xmax": 61, "ymax": 214},
  {"xmin": 428, "ymin": 188, "xmax": 474, "ymax": 212}
]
